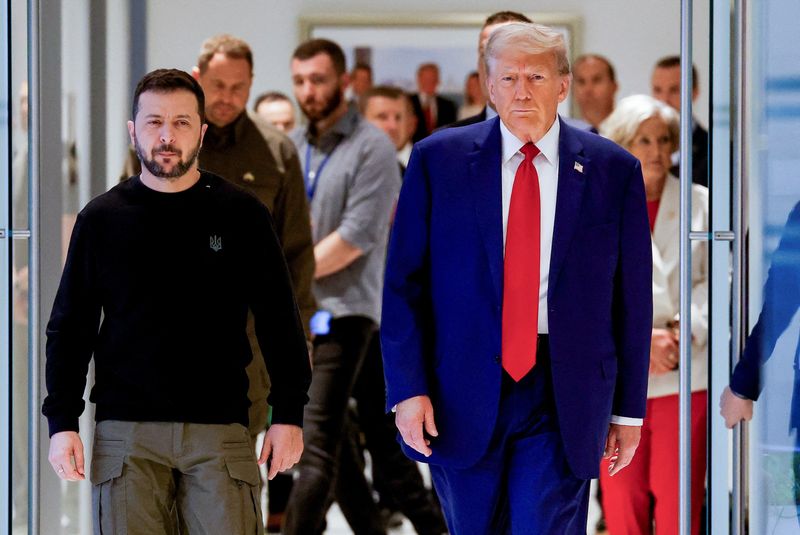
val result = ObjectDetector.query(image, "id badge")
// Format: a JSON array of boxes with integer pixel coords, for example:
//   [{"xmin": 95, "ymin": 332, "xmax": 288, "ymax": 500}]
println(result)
[{"xmin": 310, "ymin": 310, "xmax": 332, "ymax": 336}]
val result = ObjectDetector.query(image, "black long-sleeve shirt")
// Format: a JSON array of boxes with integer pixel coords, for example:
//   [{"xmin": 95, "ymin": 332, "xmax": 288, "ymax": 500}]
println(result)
[{"xmin": 42, "ymin": 172, "xmax": 311, "ymax": 436}]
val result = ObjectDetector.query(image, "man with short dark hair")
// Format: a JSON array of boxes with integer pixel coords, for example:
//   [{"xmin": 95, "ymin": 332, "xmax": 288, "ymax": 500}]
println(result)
[
  {"xmin": 285, "ymin": 38, "xmax": 402, "ymax": 535},
  {"xmin": 447, "ymin": 10, "xmax": 532, "ymax": 128},
  {"xmin": 572, "ymin": 54, "xmax": 618, "ymax": 133},
  {"xmin": 651, "ymin": 55, "xmax": 709, "ymax": 187},
  {"xmin": 410, "ymin": 63, "xmax": 457, "ymax": 141},
  {"xmin": 350, "ymin": 62, "xmax": 373, "ymax": 102},
  {"xmin": 121, "ymin": 37, "xmax": 315, "ymax": 461},
  {"xmin": 360, "ymin": 86, "xmax": 409, "ymax": 153},
  {"xmin": 42, "ymin": 68, "xmax": 311, "ymax": 534},
  {"xmin": 193, "ymin": 35, "xmax": 314, "ymax": 533},
  {"xmin": 254, "ymin": 91, "xmax": 296, "ymax": 133},
  {"xmin": 361, "ymin": 85, "xmax": 416, "ymax": 169},
  {"xmin": 190, "ymin": 32, "xmax": 316, "ymax": 450}
]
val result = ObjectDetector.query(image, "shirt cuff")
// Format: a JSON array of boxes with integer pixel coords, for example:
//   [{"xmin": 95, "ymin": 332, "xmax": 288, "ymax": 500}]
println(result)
[{"xmin": 610, "ymin": 415, "xmax": 643, "ymax": 426}]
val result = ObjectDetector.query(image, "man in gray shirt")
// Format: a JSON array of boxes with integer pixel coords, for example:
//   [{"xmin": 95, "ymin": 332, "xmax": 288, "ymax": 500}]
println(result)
[{"xmin": 284, "ymin": 38, "xmax": 401, "ymax": 535}]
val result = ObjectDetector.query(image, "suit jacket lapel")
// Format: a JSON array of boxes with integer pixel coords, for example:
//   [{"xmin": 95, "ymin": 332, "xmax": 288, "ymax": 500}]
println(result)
[
  {"xmin": 650, "ymin": 176, "xmax": 680, "ymax": 322},
  {"xmin": 651, "ymin": 237, "xmax": 673, "ymax": 322},
  {"xmin": 652, "ymin": 175, "xmax": 680, "ymax": 266},
  {"xmin": 469, "ymin": 118, "xmax": 504, "ymax": 306},
  {"xmin": 548, "ymin": 118, "xmax": 588, "ymax": 295}
]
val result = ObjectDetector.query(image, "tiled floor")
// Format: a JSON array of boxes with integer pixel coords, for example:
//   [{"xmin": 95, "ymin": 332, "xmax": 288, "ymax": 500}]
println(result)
[
  {"xmin": 325, "ymin": 503, "xmax": 417, "ymax": 534},
  {"xmin": 323, "ymin": 479, "xmax": 603, "ymax": 534}
]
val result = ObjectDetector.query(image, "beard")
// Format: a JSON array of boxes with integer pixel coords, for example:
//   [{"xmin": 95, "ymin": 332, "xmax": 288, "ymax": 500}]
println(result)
[
  {"xmin": 134, "ymin": 135, "xmax": 201, "ymax": 180},
  {"xmin": 299, "ymin": 85, "xmax": 344, "ymax": 125}
]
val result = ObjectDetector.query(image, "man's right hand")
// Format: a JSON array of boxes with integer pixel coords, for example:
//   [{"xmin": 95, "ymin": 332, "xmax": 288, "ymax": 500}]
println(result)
[
  {"xmin": 720, "ymin": 386, "xmax": 754, "ymax": 429},
  {"xmin": 48, "ymin": 431, "xmax": 85, "ymax": 481},
  {"xmin": 395, "ymin": 395, "xmax": 438, "ymax": 457}
]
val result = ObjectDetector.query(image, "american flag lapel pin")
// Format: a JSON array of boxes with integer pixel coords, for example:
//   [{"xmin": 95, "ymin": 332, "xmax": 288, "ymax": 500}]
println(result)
[{"xmin": 574, "ymin": 161, "xmax": 584, "ymax": 174}]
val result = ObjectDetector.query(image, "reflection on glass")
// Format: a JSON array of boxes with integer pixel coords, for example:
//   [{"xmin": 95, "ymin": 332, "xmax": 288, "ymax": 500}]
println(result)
[
  {"xmin": 10, "ymin": 27, "xmax": 30, "ymax": 532},
  {"xmin": 11, "ymin": 239, "xmax": 29, "ymax": 533},
  {"xmin": 731, "ymin": 203, "xmax": 800, "ymax": 532},
  {"xmin": 11, "ymin": 82, "xmax": 28, "ymax": 230},
  {"xmin": 738, "ymin": 0, "xmax": 800, "ymax": 531}
]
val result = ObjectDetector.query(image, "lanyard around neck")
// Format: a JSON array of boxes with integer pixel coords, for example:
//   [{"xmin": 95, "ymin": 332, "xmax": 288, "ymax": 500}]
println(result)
[{"xmin": 304, "ymin": 142, "xmax": 339, "ymax": 201}]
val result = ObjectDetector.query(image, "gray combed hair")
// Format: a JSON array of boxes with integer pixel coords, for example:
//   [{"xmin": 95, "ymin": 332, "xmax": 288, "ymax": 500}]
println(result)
[{"xmin": 484, "ymin": 22, "xmax": 570, "ymax": 77}]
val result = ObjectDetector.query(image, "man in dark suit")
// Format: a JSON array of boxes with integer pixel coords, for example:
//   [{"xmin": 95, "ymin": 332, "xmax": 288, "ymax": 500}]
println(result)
[
  {"xmin": 448, "ymin": 11, "xmax": 532, "ymax": 129},
  {"xmin": 651, "ymin": 56, "xmax": 709, "ymax": 187},
  {"xmin": 410, "ymin": 63, "xmax": 457, "ymax": 141},
  {"xmin": 572, "ymin": 54, "xmax": 618, "ymax": 134},
  {"xmin": 382, "ymin": 22, "xmax": 652, "ymax": 534},
  {"xmin": 361, "ymin": 85, "xmax": 412, "ymax": 170}
]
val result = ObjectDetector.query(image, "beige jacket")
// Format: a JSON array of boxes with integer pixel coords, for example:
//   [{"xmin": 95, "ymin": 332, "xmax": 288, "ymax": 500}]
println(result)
[{"xmin": 648, "ymin": 175, "xmax": 709, "ymax": 399}]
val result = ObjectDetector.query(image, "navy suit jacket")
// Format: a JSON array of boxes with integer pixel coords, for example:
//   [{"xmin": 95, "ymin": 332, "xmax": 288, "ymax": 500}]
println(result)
[
  {"xmin": 731, "ymin": 202, "xmax": 800, "ymax": 429},
  {"xmin": 381, "ymin": 117, "xmax": 652, "ymax": 479}
]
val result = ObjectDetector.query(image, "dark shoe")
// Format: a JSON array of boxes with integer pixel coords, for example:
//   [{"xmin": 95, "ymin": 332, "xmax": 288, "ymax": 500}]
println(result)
[{"xmin": 379, "ymin": 507, "xmax": 404, "ymax": 530}]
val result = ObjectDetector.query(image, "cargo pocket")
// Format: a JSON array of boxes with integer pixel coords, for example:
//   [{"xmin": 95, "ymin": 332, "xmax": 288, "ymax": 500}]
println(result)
[
  {"xmin": 225, "ymin": 457, "xmax": 264, "ymax": 535},
  {"xmin": 90, "ymin": 445, "xmax": 126, "ymax": 535}
]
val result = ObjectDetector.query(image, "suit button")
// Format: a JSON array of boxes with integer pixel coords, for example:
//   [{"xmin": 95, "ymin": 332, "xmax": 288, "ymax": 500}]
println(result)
[{"xmin": 494, "ymin": 355, "xmax": 501, "ymax": 364}]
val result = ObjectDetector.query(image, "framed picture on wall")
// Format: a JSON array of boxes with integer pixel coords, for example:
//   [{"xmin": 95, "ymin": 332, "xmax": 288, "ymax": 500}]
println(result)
[{"xmin": 299, "ymin": 12, "xmax": 583, "ymax": 116}]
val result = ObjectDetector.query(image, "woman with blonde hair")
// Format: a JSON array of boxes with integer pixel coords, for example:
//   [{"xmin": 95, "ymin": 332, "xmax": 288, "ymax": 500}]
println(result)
[{"xmin": 599, "ymin": 94, "xmax": 709, "ymax": 535}]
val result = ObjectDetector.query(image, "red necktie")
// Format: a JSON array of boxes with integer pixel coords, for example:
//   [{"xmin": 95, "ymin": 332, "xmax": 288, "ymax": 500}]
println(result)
[
  {"xmin": 502, "ymin": 142, "xmax": 541, "ymax": 382},
  {"xmin": 423, "ymin": 101, "xmax": 435, "ymax": 133}
]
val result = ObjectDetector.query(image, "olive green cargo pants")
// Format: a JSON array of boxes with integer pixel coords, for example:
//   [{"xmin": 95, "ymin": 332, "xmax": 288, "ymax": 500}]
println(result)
[{"xmin": 90, "ymin": 420, "xmax": 264, "ymax": 535}]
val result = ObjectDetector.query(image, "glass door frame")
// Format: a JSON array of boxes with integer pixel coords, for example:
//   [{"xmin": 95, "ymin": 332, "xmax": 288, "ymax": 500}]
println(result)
[{"xmin": 2, "ymin": 0, "xmax": 13, "ymax": 527}]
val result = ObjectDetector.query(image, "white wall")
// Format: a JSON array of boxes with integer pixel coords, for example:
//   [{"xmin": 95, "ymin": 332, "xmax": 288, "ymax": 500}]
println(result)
[
  {"xmin": 145, "ymin": 0, "xmax": 710, "ymax": 125},
  {"xmin": 106, "ymin": 1, "xmax": 131, "ymax": 191}
]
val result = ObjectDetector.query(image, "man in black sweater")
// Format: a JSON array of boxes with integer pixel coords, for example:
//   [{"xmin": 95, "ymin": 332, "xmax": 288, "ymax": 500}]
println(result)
[{"xmin": 42, "ymin": 69, "xmax": 311, "ymax": 534}]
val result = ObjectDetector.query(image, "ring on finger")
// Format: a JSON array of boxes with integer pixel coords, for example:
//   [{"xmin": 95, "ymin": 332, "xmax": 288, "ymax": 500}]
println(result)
[{"xmin": 57, "ymin": 466, "xmax": 65, "ymax": 474}]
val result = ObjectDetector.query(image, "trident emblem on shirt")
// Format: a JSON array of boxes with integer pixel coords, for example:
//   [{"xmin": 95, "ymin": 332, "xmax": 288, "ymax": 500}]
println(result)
[{"xmin": 210, "ymin": 235, "xmax": 222, "ymax": 252}]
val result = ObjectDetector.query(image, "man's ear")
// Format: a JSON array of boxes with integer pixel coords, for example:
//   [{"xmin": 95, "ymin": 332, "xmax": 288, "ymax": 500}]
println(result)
[
  {"xmin": 199, "ymin": 123, "xmax": 208, "ymax": 147},
  {"xmin": 558, "ymin": 74, "xmax": 571, "ymax": 103},
  {"xmin": 191, "ymin": 66, "xmax": 201, "ymax": 81}
]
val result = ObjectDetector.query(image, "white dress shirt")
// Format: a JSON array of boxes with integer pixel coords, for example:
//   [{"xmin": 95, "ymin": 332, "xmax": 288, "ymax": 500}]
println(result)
[
  {"xmin": 500, "ymin": 119, "xmax": 559, "ymax": 334},
  {"xmin": 499, "ymin": 117, "xmax": 642, "ymax": 427},
  {"xmin": 397, "ymin": 142, "xmax": 412, "ymax": 168}
]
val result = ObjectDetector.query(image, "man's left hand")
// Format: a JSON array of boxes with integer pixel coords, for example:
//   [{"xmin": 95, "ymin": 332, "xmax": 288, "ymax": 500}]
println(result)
[
  {"xmin": 603, "ymin": 423, "xmax": 641, "ymax": 476},
  {"xmin": 259, "ymin": 424, "xmax": 303, "ymax": 480},
  {"xmin": 720, "ymin": 386, "xmax": 753, "ymax": 429}
]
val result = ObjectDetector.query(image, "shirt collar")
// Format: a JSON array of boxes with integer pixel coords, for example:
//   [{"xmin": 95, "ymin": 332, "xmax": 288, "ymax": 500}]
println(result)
[
  {"xmin": 499, "ymin": 115, "xmax": 560, "ymax": 166},
  {"xmin": 205, "ymin": 112, "xmax": 248, "ymax": 148},
  {"xmin": 304, "ymin": 102, "xmax": 360, "ymax": 148}
]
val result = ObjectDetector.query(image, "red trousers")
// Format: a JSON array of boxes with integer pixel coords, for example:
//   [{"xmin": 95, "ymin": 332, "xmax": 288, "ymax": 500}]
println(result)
[{"xmin": 599, "ymin": 391, "xmax": 707, "ymax": 535}]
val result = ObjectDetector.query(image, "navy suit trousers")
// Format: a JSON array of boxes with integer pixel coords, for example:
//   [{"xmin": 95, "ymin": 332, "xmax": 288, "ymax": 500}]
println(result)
[{"xmin": 429, "ymin": 342, "xmax": 590, "ymax": 534}]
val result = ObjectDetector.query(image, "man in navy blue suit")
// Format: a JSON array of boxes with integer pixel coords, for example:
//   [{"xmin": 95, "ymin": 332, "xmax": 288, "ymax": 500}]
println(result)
[
  {"xmin": 721, "ymin": 202, "xmax": 800, "ymax": 428},
  {"xmin": 381, "ymin": 22, "xmax": 652, "ymax": 533}
]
